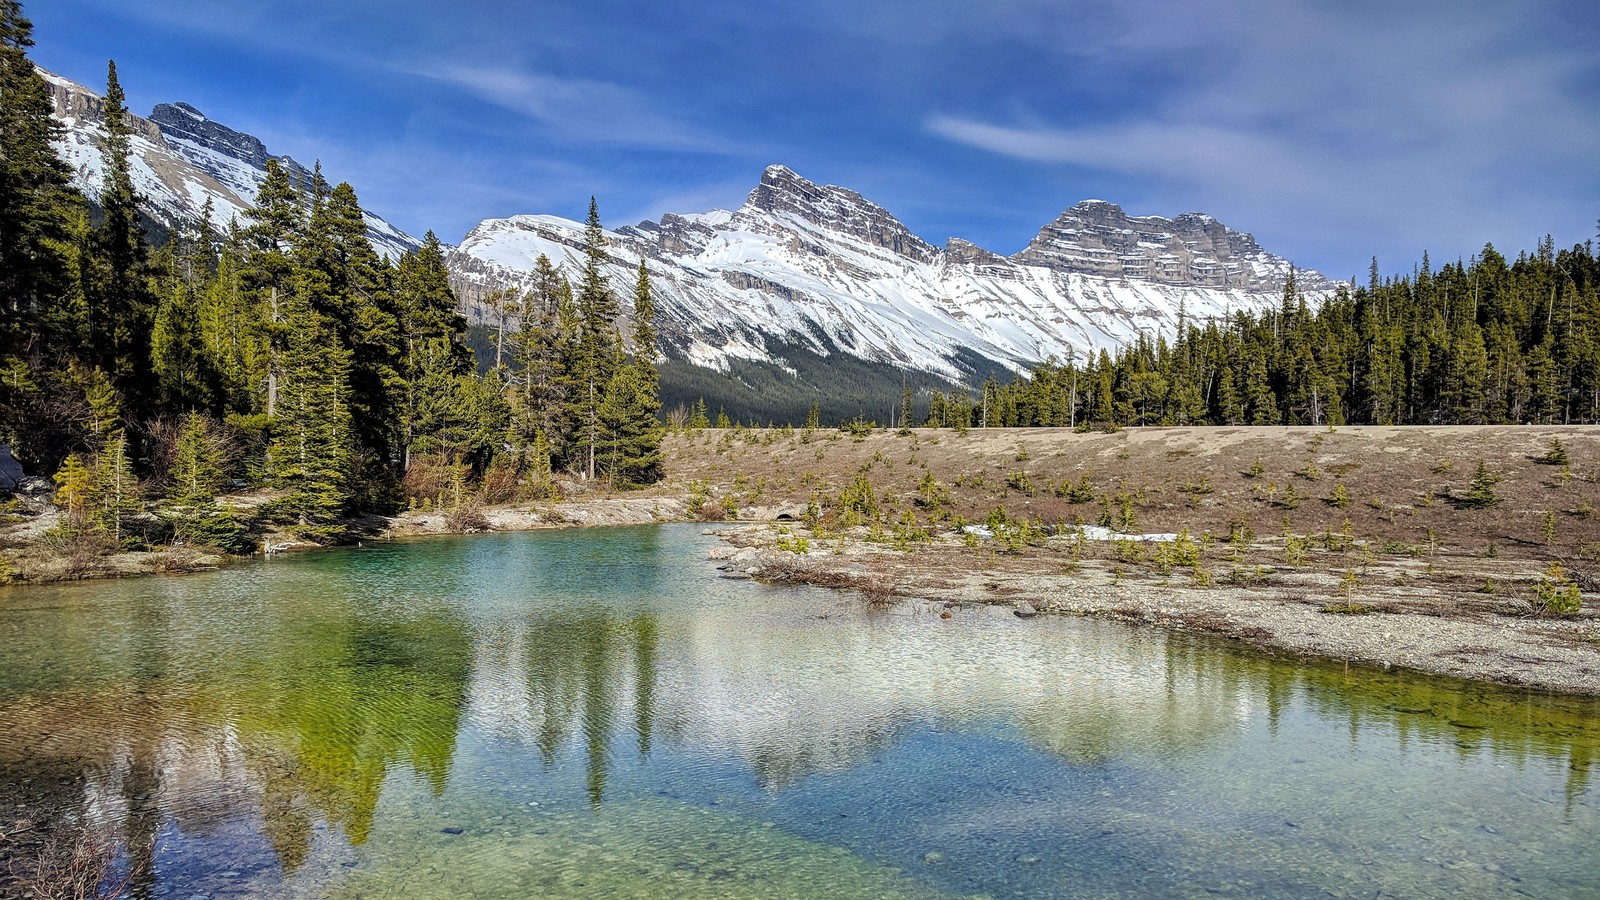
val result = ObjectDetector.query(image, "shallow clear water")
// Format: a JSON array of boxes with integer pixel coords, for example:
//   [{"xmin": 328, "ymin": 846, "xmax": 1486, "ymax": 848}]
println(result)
[{"xmin": 1, "ymin": 525, "xmax": 1597, "ymax": 898}]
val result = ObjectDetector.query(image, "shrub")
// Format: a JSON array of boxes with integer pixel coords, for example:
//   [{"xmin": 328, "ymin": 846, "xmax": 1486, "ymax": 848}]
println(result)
[
  {"xmin": 1532, "ymin": 563, "xmax": 1582, "ymax": 616},
  {"xmin": 1535, "ymin": 439, "xmax": 1569, "ymax": 466},
  {"xmin": 1456, "ymin": 461, "xmax": 1501, "ymax": 509}
]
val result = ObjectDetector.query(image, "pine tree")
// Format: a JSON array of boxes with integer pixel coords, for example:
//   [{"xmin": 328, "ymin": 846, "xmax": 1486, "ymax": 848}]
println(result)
[
  {"xmin": 166, "ymin": 411, "xmax": 227, "ymax": 506},
  {"xmin": 93, "ymin": 431, "xmax": 141, "ymax": 546},
  {"xmin": 50, "ymin": 452, "xmax": 95, "ymax": 527},
  {"xmin": 268, "ymin": 289, "xmax": 355, "ymax": 539},
  {"xmin": 0, "ymin": 0, "xmax": 81, "ymax": 360},
  {"xmin": 87, "ymin": 60, "xmax": 156, "ymax": 412},
  {"xmin": 596, "ymin": 260, "xmax": 662, "ymax": 486},
  {"xmin": 303, "ymin": 181, "xmax": 404, "ymax": 473},
  {"xmin": 506, "ymin": 254, "xmax": 571, "ymax": 468},
  {"xmin": 150, "ymin": 236, "xmax": 216, "ymax": 410},
  {"xmin": 598, "ymin": 363, "xmax": 662, "ymax": 487},
  {"xmin": 241, "ymin": 159, "xmax": 304, "ymax": 418},
  {"xmin": 397, "ymin": 232, "xmax": 470, "ymax": 468},
  {"xmin": 568, "ymin": 198, "xmax": 621, "ymax": 479},
  {"xmin": 629, "ymin": 258, "xmax": 657, "ymax": 370}
]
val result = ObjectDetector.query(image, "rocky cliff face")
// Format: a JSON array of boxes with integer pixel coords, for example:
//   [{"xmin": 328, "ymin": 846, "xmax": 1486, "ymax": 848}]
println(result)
[
  {"xmin": 743, "ymin": 164, "xmax": 938, "ymax": 262},
  {"xmin": 148, "ymin": 102, "xmax": 313, "ymax": 196},
  {"xmin": 1016, "ymin": 200, "xmax": 1329, "ymax": 292},
  {"xmin": 42, "ymin": 68, "xmax": 418, "ymax": 259},
  {"xmin": 448, "ymin": 165, "xmax": 1331, "ymax": 384}
]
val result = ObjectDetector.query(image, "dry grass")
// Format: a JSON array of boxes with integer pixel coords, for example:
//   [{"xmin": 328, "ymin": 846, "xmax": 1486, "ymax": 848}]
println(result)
[{"xmin": 6, "ymin": 824, "xmax": 143, "ymax": 900}]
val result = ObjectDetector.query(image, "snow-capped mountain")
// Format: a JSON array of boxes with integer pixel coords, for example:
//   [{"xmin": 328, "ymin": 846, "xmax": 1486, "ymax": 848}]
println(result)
[
  {"xmin": 448, "ymin": 165, "xmax": 1332, "ymax": 385},
  {"xmin": 42, "ymin": 68, "xmax": 419, "ymax": 260}
]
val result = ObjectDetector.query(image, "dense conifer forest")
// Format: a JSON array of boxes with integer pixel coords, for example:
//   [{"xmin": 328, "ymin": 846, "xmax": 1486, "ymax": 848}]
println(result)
[
  {"xmin": 920, "ymin": 249, "xmax": 1600, "ymax": 430},
  {"xmin": 0, "ymin": 1, "xmax": 661, "ymax": 552},
  {"xmin": 4, "ymin": 0, "xmax": 1597, "ymax": 558}
]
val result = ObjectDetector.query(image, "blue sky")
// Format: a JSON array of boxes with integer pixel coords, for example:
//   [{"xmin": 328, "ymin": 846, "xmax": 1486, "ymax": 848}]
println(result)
[{"xmin": 32, "ymin": 0, "xmax": 1600, "ymax": 281}]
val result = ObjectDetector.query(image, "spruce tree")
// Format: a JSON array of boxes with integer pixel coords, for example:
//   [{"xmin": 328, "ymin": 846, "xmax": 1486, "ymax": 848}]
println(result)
[
  {"xmin": 93, "ymin": 431, "xmax": 141, "ymax": 546},
  {"xmin": 150, "ymin": 236, "xmax": 216, "ymax": 410},
  {"xmin": 569, "ymin": 198, "xmax": 621, "ymax": 479},
  {"xmin": 268, "ymin": 288, "xmax": 355, "ymax": 538},
  {"xmin": 0, "ymin": 0, "xmax": 80, "ymax": 360},
  {"xmin": 596, "ymin": 260, "xmax": 662, "ymax": 485},
  {"xmin": 304, "ymin": 181, "xmax": 403, "ymax": 473},
  {"xmin": 598, "ymin": 363, "xmax": 661, "ymax": 487},
  {"xmin": 397, "ymin": 232, "xmax": 469, "ymax": 468},
  {"xmin": 87, "ymin": 60, "xmax": 156, "ymax": 412},
  {"xmin": 505, "ymin": 253, "xmax": 571, "ymax": 465},
  {"xmin": 166, "ymin": 411, "xmax": 227, "ymax": 506},
  {"xmin": 241, "ymin": 159, "xmax": 304, "ymax": 418}
]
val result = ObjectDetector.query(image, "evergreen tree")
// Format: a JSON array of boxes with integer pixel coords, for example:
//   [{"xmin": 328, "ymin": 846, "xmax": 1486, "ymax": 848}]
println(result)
[
  {"xmin": 505, "ymin": 254, "xmax": 571, "ymax": 464},
  {"xmin": 166, "ymin": 411, "xmax": 227, "ymax": 506},
  {"xmin": 150, "ymin": 235, "xmax": 217, "ymax": 410},
  {"xmin": 0, "ymin": 0, "xmax": 80, "ymax": 360},
  {"xmin": 93, "ymin": 431, "xmax": 141, "ymax": 546},
  {"xmin": 596, "ymin": 260, "xmax": 662, "ymax": 485},
  {"xmin": 568, "ymin": 198, "xmax": 621, "ymax": 478},
  {"xmin": 397, "ymin": 232, "xmax": 470, "ymax": 467},
  {"xmin": 240, "ymin": 159, "xmax": 303, "ymax": 418},
  {"xmin": 598, "ymin": 363, "xmax": 661, "ymax": 486},
  {"xmin": 268, "ymin": 288, "xmax": 355, "ymax": 539},
  {"xmin": 87, "ymin": 60, "xmax": 156, "ymax": 411},
  {"xmin": 302, "ymin": 181, "xmax": 404, "ymax": 473}
]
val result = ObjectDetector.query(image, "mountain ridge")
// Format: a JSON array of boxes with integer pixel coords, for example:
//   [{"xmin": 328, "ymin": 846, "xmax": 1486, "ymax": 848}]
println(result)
[
  {"xmin": 41, "ymin": 67, "xmax": 420, "ymax": 259},
  {"xmin": 448, "ymin": 164, "xmax": 1333, "ymax": 389}
]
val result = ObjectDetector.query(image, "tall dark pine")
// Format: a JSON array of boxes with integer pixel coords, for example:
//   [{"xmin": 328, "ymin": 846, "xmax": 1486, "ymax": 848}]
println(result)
[
  {"xmin": 89, "ymin": 60, "xmax": 155, "ymax": 411},
  {"xmin": 0, "ymin": 0, "xmax": 80, "ymax": 359},
  {"xmin": 241, "ymin": 159, "xmax": 303, "ymax": 418},
  {"xmin": 301, "ymin": 180, "xmax": 403, "ymax": 472},
  {"xmin": 597, "ymin": 259, "xmax": 662, "ymax": 485},
  {"xmin": 570, "ymin": 198, "xmax": 620, "ymax": 479},
  {"xmin": 507, "ymin": 253, "xmax": 571, "ymax": 465},
  {"xmin": 397, "ymin": 231, "xmax": 470, "ymax": 468}
]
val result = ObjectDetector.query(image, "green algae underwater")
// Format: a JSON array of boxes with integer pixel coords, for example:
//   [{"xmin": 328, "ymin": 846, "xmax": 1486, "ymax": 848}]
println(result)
[{"xmin": 1, "ymin": 525, "xmax": 1596, "ymax": 898}]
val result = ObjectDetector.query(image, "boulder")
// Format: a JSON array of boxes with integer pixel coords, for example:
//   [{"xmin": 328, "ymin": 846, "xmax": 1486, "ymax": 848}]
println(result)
[{"xmin": 0, "ymin": 445, "xmax": 26, "ymax": 492}]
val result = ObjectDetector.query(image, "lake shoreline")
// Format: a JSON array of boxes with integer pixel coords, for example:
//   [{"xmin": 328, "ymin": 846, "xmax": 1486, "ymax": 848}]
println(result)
[
  {"xmin": 4, "ymin": 424, "xmax": 1598, "ymax": 698},
  {"xmin": 708, "ymin": 522, "xmax": 1600, "ymax": 698}
]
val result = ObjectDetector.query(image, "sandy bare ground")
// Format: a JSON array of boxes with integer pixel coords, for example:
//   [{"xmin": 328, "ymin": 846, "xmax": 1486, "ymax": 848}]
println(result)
[
  {"xmin": 711, "ymin": 524, "xmax": 1600, "ymax": 696},
  {"xmin": 670, "ymin": 424, "xmax": 1600, "ymax": 696}
]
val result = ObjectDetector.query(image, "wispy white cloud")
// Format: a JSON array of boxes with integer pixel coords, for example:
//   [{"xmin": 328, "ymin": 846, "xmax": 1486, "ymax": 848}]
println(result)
[
  {"xmin": 401, "ymin": 63, "xmax": 746, "ymax": 155},
  {"xmin": 926, "ymin": 0, "xmax": 1600, "ymax": 273}
]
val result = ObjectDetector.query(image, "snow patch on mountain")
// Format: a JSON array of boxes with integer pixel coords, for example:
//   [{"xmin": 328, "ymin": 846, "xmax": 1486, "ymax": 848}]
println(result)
[
  {"xmin": 41, "ymin": 68, "xmax": 419, "ymax": 260},
  {"xmin": 448, "ymin": 165, "xmax": 1331, "ymax": 383}
]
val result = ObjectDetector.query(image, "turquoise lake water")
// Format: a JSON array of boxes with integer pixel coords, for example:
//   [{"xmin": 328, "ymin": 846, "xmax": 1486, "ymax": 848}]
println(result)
[{"xmin": 1, "ymin": 524, "xmax": 1597, "ymax": 898}]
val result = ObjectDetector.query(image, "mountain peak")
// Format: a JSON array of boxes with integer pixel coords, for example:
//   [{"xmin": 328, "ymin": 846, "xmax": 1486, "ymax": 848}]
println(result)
[
  {"xmin": 743, "ymin": 164, "xmax": 936, "ymax": 261},
  {"xmin": 1015, "ymin": 200, "xmax": 1326, "ymax": 292},
  {"xmin": 149, "ymin": 101, "xmax": 308, "ymax": 184}
]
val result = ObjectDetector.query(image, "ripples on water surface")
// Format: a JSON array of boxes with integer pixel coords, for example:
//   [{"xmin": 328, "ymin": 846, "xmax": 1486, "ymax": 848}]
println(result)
[{"xmin": 0, "ymin": 525, "xmax": 1596, "ymax": 898}]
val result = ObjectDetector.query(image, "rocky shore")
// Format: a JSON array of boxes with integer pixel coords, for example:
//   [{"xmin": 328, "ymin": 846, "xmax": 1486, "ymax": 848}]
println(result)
[{"xmin": 706, "ymin": 522, "xmax": 1600, "ymax": 697}]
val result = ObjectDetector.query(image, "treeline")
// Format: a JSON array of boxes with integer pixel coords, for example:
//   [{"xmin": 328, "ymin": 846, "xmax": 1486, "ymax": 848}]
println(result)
[
  {"xmin": 1, "ymin": 3, "xmax": 659, "ymax": 553},
  {"xmin": 928, "ymin": 245, "xmax": 1600, "ymax": 429}
]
